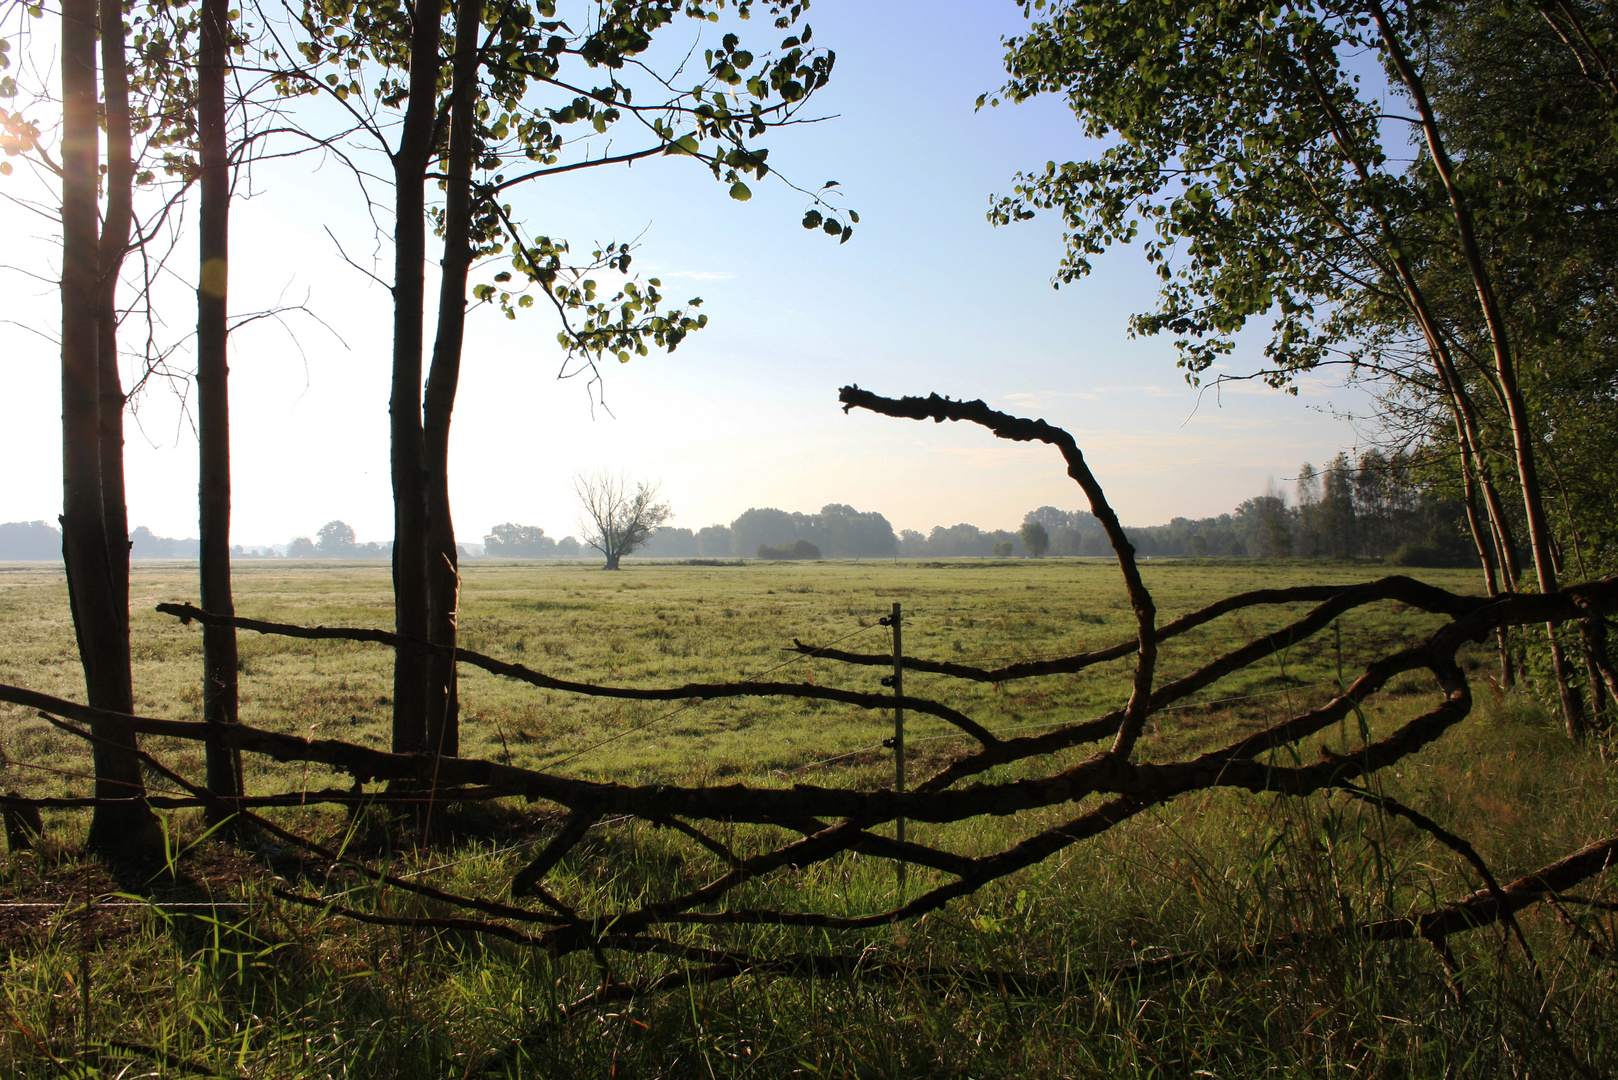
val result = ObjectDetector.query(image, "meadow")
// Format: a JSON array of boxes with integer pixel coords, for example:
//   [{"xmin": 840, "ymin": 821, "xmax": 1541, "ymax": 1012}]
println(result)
[{"xmin": 1, "ymin": 556, "xmax": 1615, "ymax": 1078}]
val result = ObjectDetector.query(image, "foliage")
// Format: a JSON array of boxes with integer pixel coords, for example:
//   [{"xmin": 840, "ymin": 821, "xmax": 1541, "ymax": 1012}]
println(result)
[
  {"xmin": 899, "ymin": 522, "xmax": 1022, "ymax": 559},
  {"xmin": 314, "ymin": 520, "xmax": 356, "ymax": 556},
  {"xmin": 728, "ymin": 503, "xmax": 897, "ymax": 559},
  {"xmin": 1378, "ymin": 1, "xmax": 1618, "ymax": 579},
  {"xmin": 1018, "ymin": 519, "xmax": 1048, "ymax": 557},
  {"xmin": 129, "ymin": 526, "xmax": 199, "ymax": 559},
  {"xmin": 0, "ymin": 521, "xmax": 62, "ymax": 560},
  {"xmin": 483, "ymin": 523, "xmax": 559, "ymax": 559},
  {"xmin": 986, "ymin": 0, "xmax": 1618, "ymax": 742},
  {"xmin": 990, "ymin": 0, "xmax": 1422, "ymax": 383},
  {"xmin": 755, "ymin": 538, "xmax": 819, "ymax": 559},
  {"xmin": 267, "ymin": 0, "xmax": 854, "ymax": 379}
]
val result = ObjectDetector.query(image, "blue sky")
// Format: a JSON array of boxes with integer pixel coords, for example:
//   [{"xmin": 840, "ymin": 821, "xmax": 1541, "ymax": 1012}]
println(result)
[{"xmin": 0, "ymin": 0, "xmax": 1374, "ymax": 547}]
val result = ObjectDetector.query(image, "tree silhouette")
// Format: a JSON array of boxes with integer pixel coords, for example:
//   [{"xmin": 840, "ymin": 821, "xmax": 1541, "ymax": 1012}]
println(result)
[
  {"xmin": 1020, "ymin": 520, "xmax": 1050, "ymax": 558},
  {"xmin": 316, "ymin": 521, "xmax": 358, "ymax": 557},
  {"xmin": 575, "ymin": 473, "xmax": 671, "ymax": 571}
]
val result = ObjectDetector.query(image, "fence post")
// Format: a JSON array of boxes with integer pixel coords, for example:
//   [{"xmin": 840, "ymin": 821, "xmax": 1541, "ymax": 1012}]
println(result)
[{"xmin": 886, "ymin": 602, "xmax": 906, "ymax": 883}]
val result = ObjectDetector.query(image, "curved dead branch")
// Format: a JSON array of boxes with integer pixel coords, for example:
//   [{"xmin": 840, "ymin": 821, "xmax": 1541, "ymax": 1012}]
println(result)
[
  {"xmin": 7, "ymin": 388, "xmax": 1617, "ymax": 1053},
  {"xmin": 837, "ymin": 386, "xmax": 1161, "ymax": 758},
  {"xmin": 154, "ymin": 602, "xmax": 999, "ymax": 745},
  {"xmin": 793, "ymin": 576, "xmax": 1485, "ymax": 683}
]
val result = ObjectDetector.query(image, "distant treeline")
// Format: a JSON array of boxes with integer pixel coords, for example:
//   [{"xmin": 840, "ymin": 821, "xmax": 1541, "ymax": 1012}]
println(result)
[
  {"xmin": 0, "ymin": 521, "xmax": 278, "ymax": 560},
  {"xmin": 1119, "ymin": 451, "xmax": 1473, "ymax": 565},
  {"xmin": 620, "ymin": 451, "xmax": 1466, "ymax": 565},
  {"xmin": 285, "ymin": 521, "xmax": 394, "ymax": 559},
  {"xmin": 484, "ymin": 504, "xmax": 904, "ymax": 560},
  {"xmin": 644, "ymin": 504, "xmax": 901, "ymax": 559},
  {"xmin": 482, "ymin": 523, "xmax": 584, "ymax": 559},
  {"xmin": 0, "ymin": 451, "xmax": 1473, "ymax": 566}
]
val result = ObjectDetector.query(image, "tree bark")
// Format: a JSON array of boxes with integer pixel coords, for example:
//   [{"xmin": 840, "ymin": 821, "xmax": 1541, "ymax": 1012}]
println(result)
[
  {"xmin": 422, "ymin": 0, "xmax": 484, "ymax": 760},
  {"xmin": 97, "ymin": 0, "xmax": 132, "ymax": 632},
  {"xmin": 198, "ymin": 0, "xmax": 243, "ymax": 815},
  {"xmin": 62, "ymin": 0, "xmax": 153, "ymax": 855},
  {"xmin": 389, "ymin": 0, "xmax": 445, "ymax": 756}
]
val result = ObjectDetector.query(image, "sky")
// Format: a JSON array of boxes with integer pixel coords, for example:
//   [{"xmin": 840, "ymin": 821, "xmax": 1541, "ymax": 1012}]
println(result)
[{"xmin": 0, "ymin": 0, "xmax": 1379, "ymax": 548}]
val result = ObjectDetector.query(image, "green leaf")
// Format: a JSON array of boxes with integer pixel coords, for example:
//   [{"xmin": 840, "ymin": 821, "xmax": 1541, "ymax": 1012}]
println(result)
[
  {"xmin": 801, "ymin": 209, "xmax": 823, "ymax": 229},
  {"xmin": 729, "ymin": 181, "xmax": 752, "ymax": 201},
  {"xmin": 668, "ymin": 134, "xmax": 699, "ymax": 155},
  {"xmin": 822, "ymin": 219, "xmax": 842, "ymax": 236}
]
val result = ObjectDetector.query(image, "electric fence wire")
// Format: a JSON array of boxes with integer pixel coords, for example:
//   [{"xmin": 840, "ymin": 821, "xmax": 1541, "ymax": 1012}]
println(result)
[
  {"xmin": 0, "ymin": 618, "xmax": 893, "ymax": 911},
  {"xmin": 296, "ymin": 615, "xmax": 899, "ymax": 906},
  {"xmin": 532, "ymin": 616, "xmax": 889, "ymax": 772},
  {"xmin": 781, "ymin": 679, "xmax": 1339, "ymax": 776},
  {"xmin": 0, "ymin": 612, "xmax": 1339, "ymax": 909}
]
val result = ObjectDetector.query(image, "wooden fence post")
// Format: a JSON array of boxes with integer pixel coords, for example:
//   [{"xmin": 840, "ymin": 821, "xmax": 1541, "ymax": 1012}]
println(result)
[{"xmin": 884, "ymin": 602, "xmax": 905, "ymax": 883}]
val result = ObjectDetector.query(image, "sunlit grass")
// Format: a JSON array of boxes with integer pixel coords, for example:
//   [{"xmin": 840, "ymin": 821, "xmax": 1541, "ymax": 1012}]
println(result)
[{"xmin": 2, "ymin": 557, "xmax": 1613, "ymax": 1078}]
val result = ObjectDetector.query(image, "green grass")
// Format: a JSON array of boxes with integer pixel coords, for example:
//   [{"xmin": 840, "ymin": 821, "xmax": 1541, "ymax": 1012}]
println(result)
[{"xmin": 2, "ymin": 557, "xmax": 1615, "ymax": 1078}]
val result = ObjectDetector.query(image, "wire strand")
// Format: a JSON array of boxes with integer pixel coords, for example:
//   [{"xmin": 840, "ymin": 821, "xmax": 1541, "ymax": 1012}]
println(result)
[
  {"xmin": 781, "ymin": 679, "xmax": 1336, "ymax": 775},
  {"xmin": 535, "ymin": 619, "xmax": 887, "ymax": 771}
]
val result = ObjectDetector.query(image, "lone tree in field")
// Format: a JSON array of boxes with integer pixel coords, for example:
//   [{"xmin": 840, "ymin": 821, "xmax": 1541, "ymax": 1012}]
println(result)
[
  {"xmin": 1020, "ymin": 519, "xmax": 1050, "ymax": 558},
  {"xmin": 316, "ymin": 521, "xmax": 358, "ymax": 558},
  {"xmin": 576, "ymin": 473, "xmax": 672, "ymax": 570}
]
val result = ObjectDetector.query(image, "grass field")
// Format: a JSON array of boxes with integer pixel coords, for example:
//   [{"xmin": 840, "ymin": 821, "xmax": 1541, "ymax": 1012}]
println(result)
[{"xmin": 2, "ymin": 557, "xmax": 1615, "ymax": 1078}]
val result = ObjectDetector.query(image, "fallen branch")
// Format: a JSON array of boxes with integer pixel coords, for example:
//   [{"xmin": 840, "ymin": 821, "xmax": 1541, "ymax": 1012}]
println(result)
[
  {"xmin": 156, "ymin": 603, "xmax": 1000, "ymax": 746},
  {"xmin": 793, "ymin": 576, "xmax": 1485, "ymax": 683}
]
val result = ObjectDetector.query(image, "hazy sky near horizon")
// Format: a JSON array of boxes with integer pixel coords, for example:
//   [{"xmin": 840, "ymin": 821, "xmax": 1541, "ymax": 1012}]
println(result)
[{"xmin": 0, "ymin": 0, "xmax": 1379, "ymax": 547}]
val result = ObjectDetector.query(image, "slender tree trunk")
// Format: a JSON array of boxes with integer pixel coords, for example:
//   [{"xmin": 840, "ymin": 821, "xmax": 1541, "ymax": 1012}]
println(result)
[
  {"xmin": 198, "ymin": 0, "xmax": 243, "ymax": 817},
  {"xmin": 1542, "ymin": 442, "xmax": 1608, "ymax": 726},
  {"xmin": 98, "ymin": 0, "xmax": 132, "ymax": 634},
  {"xmin": 1583, "ymin": 616, "xmax": 1618, "ymax": 732},
  {"xmin": 1371, "ymin": 0, "xmax": 1585, "ymax": 735},
  {"xmin": 422, "ymin": 0, "xmax": 484, "ymax": 761},
  {"xmin": 1435, "ymin": 362, "xmax": 1518, "ymax": 686},
  {"xmin": 1449, "ymin": 395, "xmax": 1515, "ymax": 688},
  {"xmin": 63, "ymin": 0, "xmax": 153, "ymax": 856},
  {"xmin": 1303, "ymin": 40, "xmax": 1522, "ymax": 691},
  {"xmin": 389, "ymin": 0, "xmax": 445, "ymax": 757}
]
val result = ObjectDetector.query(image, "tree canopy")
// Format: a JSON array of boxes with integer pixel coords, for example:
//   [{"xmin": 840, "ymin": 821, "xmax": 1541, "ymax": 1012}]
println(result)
[{"xmin": 992, "ymin": 0, "xmax": 1618, "ymax": 734}]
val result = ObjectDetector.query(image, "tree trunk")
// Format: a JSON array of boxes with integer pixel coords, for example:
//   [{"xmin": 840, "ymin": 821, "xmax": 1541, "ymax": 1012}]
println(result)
[
  {"xmin": 98, "ymin": 0, "xmax": 132, "ymax": 638},
  {"xmin": 63, "ymin": 0, "xmax": 153, "ymax": 856},
  {"xmin": 605, "ymin": 553, "xmax": 621, "ymax": 570},
  {"xmin": 1303, "ymin": 39, "xmax": 1525, "ymax": 691},
  {"xmin": 1435, "ymin": 362, "xmax": 1517, "ymax": 687},
  {"xmin": 389, "ymin": 0, "xmax": 445, "ymax": 757},
  {"xmin": 422, "ymin": 0, "xmax": 484, "ymax": 761},
  {"xmin": 1582, "ymin": 616, "xmax": 1618, "ymax": 731},
  {"xmin": 1371, "ymin": 0, "xmax": 1585, "ymax": 735},
  {"xmin": 198, "ymin": 0, "xmax": 244, "ymax": 817}
]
